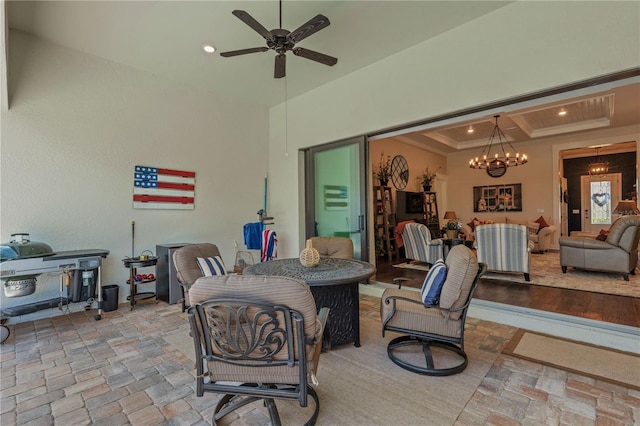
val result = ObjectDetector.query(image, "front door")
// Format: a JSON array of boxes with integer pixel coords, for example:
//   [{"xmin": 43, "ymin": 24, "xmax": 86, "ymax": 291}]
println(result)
[
  {"xmin": 304, "ymin": 136, "xmax": 368, "ymax": 261},
  {"xmin": 580, "ymin": 173, "xmax": 622, "ymax": 233}
]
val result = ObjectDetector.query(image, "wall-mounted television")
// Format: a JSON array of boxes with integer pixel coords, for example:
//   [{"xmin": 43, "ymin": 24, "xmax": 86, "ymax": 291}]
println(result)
[{"xmin": 395, "ymin": 191, "xmax": 424, "ymax": 223}]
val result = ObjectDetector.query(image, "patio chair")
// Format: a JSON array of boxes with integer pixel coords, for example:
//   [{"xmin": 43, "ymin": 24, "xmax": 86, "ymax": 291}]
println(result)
[
  {"xmin": 310, "ymin": 236, "xmax": 354, "ymax": 259},
  {"xmin": 173, "ymin": 243, "xmax": 225, "ymax": 312},
  {"xmin": 381, "ymin": 245, "xmax": 486, "ymax": 375},
  {"xmin": 188, "ymin": 275, "xmax": 329, "ymax": 425}
]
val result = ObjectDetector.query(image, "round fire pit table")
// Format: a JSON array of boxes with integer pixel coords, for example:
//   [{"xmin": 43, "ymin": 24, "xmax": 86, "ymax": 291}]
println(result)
[{"xmin": 243, "ymin": 257, "xmax": 375, "ymax": 348}]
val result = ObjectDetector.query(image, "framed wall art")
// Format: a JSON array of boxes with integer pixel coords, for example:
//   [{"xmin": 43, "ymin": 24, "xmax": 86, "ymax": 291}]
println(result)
[{"xmin": 473, "ymin": 183, "xmax": 522, "ymax": 212}]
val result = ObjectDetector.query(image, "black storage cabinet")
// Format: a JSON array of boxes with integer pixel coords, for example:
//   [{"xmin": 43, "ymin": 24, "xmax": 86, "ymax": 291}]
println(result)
[{"xmin": 156, "ymin": 243, "xmax": 190, "ymax": 305}]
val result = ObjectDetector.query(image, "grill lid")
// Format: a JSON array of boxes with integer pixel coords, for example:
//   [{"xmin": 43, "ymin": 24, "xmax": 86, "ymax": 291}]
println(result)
[{"xmin": 0, "ymin": 233, "xmax": 55, "ymax": 261}]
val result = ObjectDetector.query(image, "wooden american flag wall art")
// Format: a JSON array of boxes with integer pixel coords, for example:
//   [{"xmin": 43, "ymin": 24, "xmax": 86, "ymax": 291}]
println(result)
[{"xmin": 133, "ymin": 165, "xmax": 196, "ymax": 210}]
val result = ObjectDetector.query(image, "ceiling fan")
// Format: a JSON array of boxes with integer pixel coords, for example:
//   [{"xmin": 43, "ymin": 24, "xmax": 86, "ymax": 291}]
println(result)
[{"xmin": 220, "ymin": 1, "xmax": 338, "ymax": 78}]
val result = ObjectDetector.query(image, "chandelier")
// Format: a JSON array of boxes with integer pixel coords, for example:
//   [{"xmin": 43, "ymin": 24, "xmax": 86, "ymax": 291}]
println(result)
[
  {"xmin": 588, "ymin": 147, "xmax": 609, "ymax": 177},
  {"xmin": 469, "ymin": 115, "xmax": 528, "ymax": 177}
]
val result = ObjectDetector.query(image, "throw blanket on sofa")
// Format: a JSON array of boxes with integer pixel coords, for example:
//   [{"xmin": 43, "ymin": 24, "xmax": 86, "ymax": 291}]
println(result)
[{"xmin": 395, "ymin": 221, "xmax": 415, "ymax": 249}]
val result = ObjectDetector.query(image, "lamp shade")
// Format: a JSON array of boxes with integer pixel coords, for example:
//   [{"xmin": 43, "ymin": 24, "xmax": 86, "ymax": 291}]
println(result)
[
  {"xmin": 443, "ymin": 211, "xmax": 457, "ymax": 220},
  {"xmin": 613, "ymin": 200, "xmax": 639, "ymax": 216}
]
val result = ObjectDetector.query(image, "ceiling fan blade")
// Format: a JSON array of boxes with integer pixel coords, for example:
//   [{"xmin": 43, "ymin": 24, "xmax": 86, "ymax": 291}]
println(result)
[
  {"xmin": 220, "ymin": 47, "xmax": 269, "ymax": 57},
  {"xmin": 232, "ymin": 10, "xmax": 275, "ymax": 42},
  {"xmin": 292, "ymin": 47, "xmax": 337, "ymax": 66},
  {"xmin": 274, "ymin": 53, "xmax": 286, "ymax": 79},
  {"xmin": 287, "ymin": 14, "xmax": 330, "ymax": 44}
]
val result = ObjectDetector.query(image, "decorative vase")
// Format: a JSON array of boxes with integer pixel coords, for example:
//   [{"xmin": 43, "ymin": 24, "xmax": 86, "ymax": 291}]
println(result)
[
  {"xmin": 423, "ymin": 185, "xmax": 431, "ymax": 192},
  {"xmin": 379, "ymin": 179, "xmax": 389, "ymax": 187},
  {"xmin": 446, "ymin": 230, "xmax": 458, "ymax": 240},
  {"xmin": 299, "ymin": 239, "xmax": 320, "ymax": 267}
]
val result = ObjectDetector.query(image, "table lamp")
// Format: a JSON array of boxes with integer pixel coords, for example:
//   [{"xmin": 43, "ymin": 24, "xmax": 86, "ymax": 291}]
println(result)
[
  {"xmin": 443, "ymin": 211, "xmax": 457, "ymax": 221},
  {"xmin": 443, "ymin": 211, "xmax": 459, "ymax": 239},
  {"xmin": 613, "ymin": 200, "xmax": 640, "ymax": 216}
]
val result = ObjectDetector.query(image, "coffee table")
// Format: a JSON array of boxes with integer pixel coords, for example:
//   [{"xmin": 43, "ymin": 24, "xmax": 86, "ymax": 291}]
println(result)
[{"xmin": 243, "ymin": 257, "xmax": 375, "ymax": 348}]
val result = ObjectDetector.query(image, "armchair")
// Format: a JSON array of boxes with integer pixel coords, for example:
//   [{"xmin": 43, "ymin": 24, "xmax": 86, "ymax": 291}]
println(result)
[
  {"xmin": 401, "ymin": 222, "xmax": 444, "ymax": 266},
  {"xmin": 310, "ymin": 236, "xmax": 354, "ymax": 259},
  {"xmin": 173, "ymin": 243, "xmax": 225, "ymax": 312},
  {"xmin": 381, "ymin": 245, "xmax": 486, "ymax": 375},
  {"xmin": 559, "ymin": 215, "xmax": 640, "ymax": 281},
  {"xmin": 188, "ymin": 275, "xmax": 329, "ymax": 425},
  {"xmin": 475, "ymin": 223, "xmax": 534, "ymax": 281}
]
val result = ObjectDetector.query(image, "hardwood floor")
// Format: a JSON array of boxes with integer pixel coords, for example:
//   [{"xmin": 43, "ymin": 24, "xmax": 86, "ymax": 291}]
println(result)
[{"xmin": 373, "ymin": 256, "xmax": 640, "ymax": 328}]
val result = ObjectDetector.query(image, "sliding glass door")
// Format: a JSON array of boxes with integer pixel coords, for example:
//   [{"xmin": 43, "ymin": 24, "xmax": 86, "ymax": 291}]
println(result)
[{"xmin": 304, "ymin": 136, "xmax": 368, "ymax": 261}]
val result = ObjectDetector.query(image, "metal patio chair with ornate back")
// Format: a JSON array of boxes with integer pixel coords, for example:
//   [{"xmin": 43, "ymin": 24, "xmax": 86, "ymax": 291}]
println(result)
[{"xmin": 187, "ymin": 275, "xmax": 329, "ymax": 425}]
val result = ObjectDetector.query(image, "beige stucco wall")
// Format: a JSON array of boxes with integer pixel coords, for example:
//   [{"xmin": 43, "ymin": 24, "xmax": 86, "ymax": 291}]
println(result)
[
  {"xmin": 268, "ymin": 1, "xmax": 640, "ymax": 257},
  {"xmin": 1, "ymin": 31, "xmax": 269, "ymax": 308}
]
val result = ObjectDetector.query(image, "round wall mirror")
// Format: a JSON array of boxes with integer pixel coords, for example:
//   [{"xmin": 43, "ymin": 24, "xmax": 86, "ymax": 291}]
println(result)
[{"xmin": 391, "ymin": 155, "xmax": 409, "ymax": 190}]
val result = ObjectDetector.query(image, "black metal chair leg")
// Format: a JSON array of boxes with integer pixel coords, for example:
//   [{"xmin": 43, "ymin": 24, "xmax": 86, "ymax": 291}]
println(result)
[
  {"xmin": 387, "ymin": 335, "xmax": 468, "ymax": 376},
  {"xmin": 422, "ymin": 341, "xmax": 435, "ymax": 370},
  {"xmin": 265, "ymin": 399, "xmax": 282, "ymax": 426}
]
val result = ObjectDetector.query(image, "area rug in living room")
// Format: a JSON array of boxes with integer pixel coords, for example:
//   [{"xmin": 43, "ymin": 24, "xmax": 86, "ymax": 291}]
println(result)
[{"xmin": 393, "ymin": 251, "xmax": 640, "ymax": 298}]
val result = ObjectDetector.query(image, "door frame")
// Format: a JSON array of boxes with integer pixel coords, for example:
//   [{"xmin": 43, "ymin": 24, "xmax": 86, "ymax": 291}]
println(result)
[{"xmin": 303, "ymin": 136, "xmax": 369, "ymax": 262}]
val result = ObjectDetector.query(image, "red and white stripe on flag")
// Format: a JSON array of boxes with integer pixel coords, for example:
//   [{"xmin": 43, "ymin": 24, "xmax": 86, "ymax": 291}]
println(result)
[{"xmin": 133, "ymin": 165, "xmax": 196, "ymax": 210}]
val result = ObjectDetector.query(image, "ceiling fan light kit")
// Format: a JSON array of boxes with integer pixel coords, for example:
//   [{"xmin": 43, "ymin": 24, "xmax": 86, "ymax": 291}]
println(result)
[
  {"xmin": 220, "ymin": 1, "xmax": 338, "ymax": 79},
  {"xmin": 469, "ymin": 115, "xmax": 528, "ymax": 178}
]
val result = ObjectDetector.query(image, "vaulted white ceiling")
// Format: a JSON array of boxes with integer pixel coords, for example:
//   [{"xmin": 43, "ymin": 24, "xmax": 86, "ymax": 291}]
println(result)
[
  {"xmin": 5, "ymin": 1, "xmax": 639, "ymax": 155},
  {"xmin": 5, "ymin": 0, "xmax": 509, "ymax": 107}
]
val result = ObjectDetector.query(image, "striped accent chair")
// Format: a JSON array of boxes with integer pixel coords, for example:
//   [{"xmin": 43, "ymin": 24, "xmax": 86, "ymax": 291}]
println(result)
[
  {"xmin": 401, "ymin": 222, "xmax": 444, "ymax": 265},
  {"xmin": 475, "ymin": 223, "xmax": 534, "ymax": 281}
]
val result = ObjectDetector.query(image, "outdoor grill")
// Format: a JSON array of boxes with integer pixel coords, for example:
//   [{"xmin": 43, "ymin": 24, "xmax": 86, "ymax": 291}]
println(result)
[
  {"xmin": 1, "ymin": 233, "xmax": 55, "ymax": 297},
  {"xmin": 0, "ymin": 233, "xmax": 109, "ymax": 343}
]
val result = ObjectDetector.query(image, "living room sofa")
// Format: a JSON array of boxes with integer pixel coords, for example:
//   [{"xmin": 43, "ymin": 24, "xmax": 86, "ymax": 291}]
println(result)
[
  {"xmin": 559, "ymin": 215, "xmax": 640, "ymax": 281},
  {"xmin": 460, "ymin": 216, "xmax": 556, "ymax": 253}
]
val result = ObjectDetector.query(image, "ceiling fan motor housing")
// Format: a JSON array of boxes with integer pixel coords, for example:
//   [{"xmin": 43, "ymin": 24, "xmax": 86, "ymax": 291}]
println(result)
[{"xmin": 268, "ymin": 29, "xmax": 295, "ymax": 53}]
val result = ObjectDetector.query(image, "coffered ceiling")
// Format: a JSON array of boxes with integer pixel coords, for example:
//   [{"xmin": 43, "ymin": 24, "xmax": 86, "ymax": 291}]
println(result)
[{"xmin": 381, "ymin": 82, "xmax": 640, "ymax": 156}]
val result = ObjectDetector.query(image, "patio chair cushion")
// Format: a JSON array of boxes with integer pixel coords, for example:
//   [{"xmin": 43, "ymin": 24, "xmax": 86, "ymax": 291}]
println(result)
[{"xmin": 439, "ymin": 245, "xmax": 479, "ymax": 320}]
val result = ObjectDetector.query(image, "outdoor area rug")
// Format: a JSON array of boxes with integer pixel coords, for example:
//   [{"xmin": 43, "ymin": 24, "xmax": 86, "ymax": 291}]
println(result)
[
  {"xmin": 164, "ymin": 312, "xmax": 503, "ymax": 425},
  {"xmin": 393, "ymin": 251, "xmax": 640, "ymax": 298},
  {"xmin": 502, "ymin": 329, "xmax": 640, "ymax": 391}
]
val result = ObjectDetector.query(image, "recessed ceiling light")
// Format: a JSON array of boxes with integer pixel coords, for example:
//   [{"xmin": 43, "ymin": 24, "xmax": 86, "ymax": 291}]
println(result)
[
  {"xmin": 558, "ymin": 109, "xmax": 567, "ymax": 116},
  {"xmin": 202, "ymin": 44, "xmax": 216, "ymax": 54},
  {"xmin": 467, "ymin": 126, "xmax": 474, "ymax": 134}
]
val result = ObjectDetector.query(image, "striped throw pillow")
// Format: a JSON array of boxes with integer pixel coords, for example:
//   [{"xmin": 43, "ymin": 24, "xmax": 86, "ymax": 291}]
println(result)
[
  {"xmin": 196, "ymin": 256, "xmax": 227, "ymax": 277},
  {"xmin": 420, "ymin": 259, "xmax": 447, "ymax": 304}
]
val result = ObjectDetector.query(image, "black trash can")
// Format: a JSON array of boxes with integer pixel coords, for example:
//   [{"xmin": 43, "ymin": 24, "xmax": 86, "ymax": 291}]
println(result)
[{"xmin": 102, "ymin": 285, "xmax": 120, "ymax": 312}]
